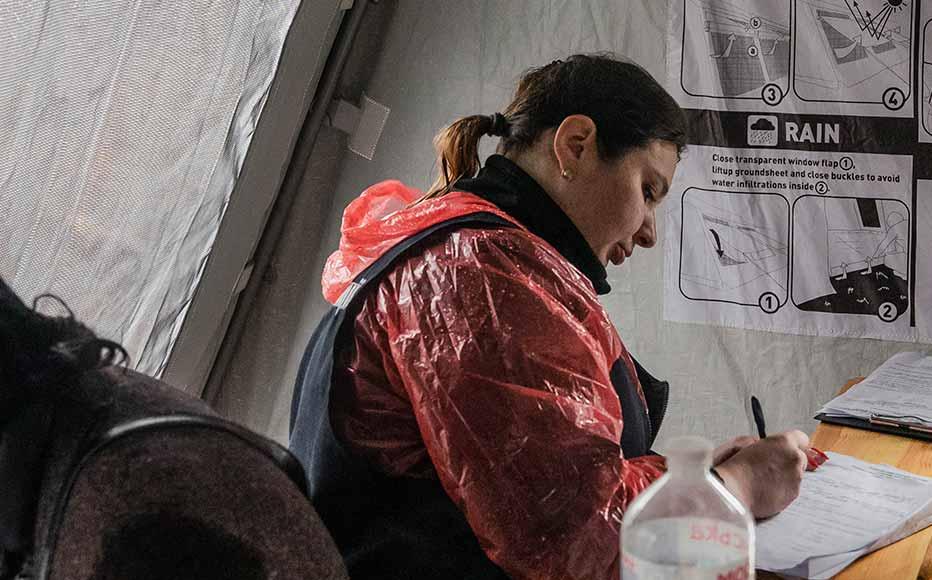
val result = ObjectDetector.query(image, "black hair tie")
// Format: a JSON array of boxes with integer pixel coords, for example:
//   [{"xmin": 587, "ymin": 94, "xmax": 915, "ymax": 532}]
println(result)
[{"xmin": 486, "ymin": 113, "xmax": 510, "ymax": 137}]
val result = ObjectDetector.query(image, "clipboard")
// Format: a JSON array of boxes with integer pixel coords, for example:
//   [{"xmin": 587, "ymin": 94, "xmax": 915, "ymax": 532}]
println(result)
[{"xmin": 814, "ymin": 413, "xmax": 932, "ymax": 442}]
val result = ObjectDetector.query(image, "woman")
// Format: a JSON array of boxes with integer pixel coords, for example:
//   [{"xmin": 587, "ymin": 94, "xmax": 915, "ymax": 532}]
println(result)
[{"xmin": 290, "ymin": 54, "xmax": 810, "ymax": 580}]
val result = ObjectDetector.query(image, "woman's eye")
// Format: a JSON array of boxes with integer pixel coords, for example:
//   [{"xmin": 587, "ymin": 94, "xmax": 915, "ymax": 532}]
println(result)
[{"xmin": 643, "ymin": 187, "xmax": 655, "ymax": 202}]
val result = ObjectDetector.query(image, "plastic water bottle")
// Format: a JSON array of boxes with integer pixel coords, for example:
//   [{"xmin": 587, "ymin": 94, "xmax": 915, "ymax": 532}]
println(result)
[{"xmin": 621, "ymin": 437, "xmax": 754, "ymax": 579}]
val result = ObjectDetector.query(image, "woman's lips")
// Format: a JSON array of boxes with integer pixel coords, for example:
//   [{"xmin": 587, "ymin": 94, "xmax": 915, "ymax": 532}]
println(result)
[{"xmin": 610, "ymin": 244, "xmax": 628, "ymax": 265}]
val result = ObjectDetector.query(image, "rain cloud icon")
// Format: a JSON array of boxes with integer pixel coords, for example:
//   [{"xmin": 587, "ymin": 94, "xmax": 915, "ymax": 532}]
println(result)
[{"xmin": 750, "ymin": 118, "xmax": 776, "ymax": 131}]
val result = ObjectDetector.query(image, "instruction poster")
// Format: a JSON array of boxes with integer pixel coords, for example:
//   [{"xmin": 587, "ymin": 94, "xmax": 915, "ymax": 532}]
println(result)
[{"xmin": 665, "ymin": 0, "xmax": 932, "ymax": 342}]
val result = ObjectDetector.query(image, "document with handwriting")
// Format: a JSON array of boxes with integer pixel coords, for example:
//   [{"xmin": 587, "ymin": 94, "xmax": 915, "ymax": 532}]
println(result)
[{"xmin": 756, "ymin": 452, "xmax": 932, "ymax": 579}]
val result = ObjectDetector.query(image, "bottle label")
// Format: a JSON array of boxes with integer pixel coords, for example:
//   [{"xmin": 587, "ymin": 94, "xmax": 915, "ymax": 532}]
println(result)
[
  {"xmin": 622, "ymin": 518, "xmax": 754, "ymax": 579},
  {"xmin": 622, "ymin": 553, "xmax": 751, "ymax": 580}
]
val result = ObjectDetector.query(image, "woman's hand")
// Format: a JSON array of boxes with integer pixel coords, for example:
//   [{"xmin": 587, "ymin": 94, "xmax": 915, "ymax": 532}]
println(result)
[
  {"xmin": 712, "ymin": 431, "xmax": 809, "ymax": 519},
  {"xmin": 712, "ymin": 435, "xmax": 759, "ymax": 466}
]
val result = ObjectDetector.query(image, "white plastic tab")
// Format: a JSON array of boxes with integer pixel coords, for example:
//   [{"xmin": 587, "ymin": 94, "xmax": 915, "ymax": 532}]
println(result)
[{"xmin": 349, "ymin": 93, "xmax": 390, "ymax": 160}]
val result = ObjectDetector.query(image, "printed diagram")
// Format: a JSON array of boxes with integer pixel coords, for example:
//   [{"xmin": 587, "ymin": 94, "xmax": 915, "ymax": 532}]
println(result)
[
  {"xmin": 680, "ymin": 189, "xmax": 790, "ymax": 313},
  {"xmin": 792, "ymin": 196, "xmax": 909, "ymax": 322},
  {"xmin": 922, "ymin": 19, "xmax": 932, "ymax": 136},
  {"xmin": 794, "ymin": 0, "xmax": 913, "ymax": 109},
  {"xmin": 681, "ymin": 0, "xmax": 791, "ymax": 105}
]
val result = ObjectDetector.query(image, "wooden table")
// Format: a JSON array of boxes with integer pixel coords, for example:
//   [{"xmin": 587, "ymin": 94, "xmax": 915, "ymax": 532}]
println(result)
[{"xmin": 761, "ymin": 379, "xmax": 932, "ymax": 579}]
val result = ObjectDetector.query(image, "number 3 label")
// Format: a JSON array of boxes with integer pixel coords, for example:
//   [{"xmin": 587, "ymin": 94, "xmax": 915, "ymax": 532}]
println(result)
[{"xmin": 762, "ymin": 83, "xmax": 784, "ymax": 106}]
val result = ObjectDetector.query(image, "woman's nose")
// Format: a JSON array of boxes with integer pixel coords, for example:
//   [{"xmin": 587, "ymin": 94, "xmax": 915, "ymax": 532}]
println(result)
[{"xmin": 635, "ymin": 208, "xmax": 657, "ymax": 248}]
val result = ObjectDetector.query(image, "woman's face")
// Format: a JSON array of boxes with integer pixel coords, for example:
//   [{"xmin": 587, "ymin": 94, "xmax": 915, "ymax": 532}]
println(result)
[{"xmin": 567, "ymin": 139, "xmax": 679, "ymax": 267}]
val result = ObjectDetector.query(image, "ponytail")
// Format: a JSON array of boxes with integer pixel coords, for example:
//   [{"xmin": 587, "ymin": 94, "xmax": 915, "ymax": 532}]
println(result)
[
  {"xmin": 421, "ymin": 113, "xmax": 509, "ymax": 202},
  {"xmin": 419, "ymin": 54, "xmax": 686, "ymax": 204}
]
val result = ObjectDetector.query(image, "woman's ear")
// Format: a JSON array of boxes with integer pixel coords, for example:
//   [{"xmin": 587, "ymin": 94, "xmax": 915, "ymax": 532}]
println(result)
[{"xmin": 552, "ymin": 115, "xmax": 598, "ymax": 178}]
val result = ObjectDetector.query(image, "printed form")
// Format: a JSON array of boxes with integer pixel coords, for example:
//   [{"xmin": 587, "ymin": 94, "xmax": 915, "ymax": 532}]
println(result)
[
  {"xmin": 818, "ymin": 351, "xmax": 932, "ymax": 425},
  {"xmin": 756, "ymin": 453, "xmax": 932, "ymax": 579}
]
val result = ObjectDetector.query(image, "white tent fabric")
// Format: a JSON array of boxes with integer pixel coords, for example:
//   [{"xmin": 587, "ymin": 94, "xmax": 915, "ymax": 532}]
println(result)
[
  {"xmin": 0, "ymin": 0, "xmax": 300, "ymax": 375},
  {"xmin": 268, "ymin": 0, "xmax": 917, "ymax": 447}
]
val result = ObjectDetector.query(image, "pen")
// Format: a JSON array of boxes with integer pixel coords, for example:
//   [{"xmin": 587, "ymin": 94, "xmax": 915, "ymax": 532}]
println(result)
[
  {"xmin": 751, "ymin": 395, "xmax": 767, "ymax": 439},
  {"xmin": 751, "ymin": 394, "xmax": 829, "ymax": 470}
]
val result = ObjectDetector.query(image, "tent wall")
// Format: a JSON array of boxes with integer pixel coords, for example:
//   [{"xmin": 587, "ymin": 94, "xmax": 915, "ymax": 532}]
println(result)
[
  {"xmin": 215, "ymin": 0, "xmax": 915, "ymax": 448},
  {"xmin": 0, "ymin": 0, "xmax": 304, "ymax": 379}
]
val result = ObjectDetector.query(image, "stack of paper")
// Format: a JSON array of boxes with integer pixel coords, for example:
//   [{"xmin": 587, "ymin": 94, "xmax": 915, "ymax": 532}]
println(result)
[
  {"xmin": 817, "ymin": 351, "xmax": 932, "ymax": 430},
  {"xmin": 756, "ymin": 452, "xmax": 932, "ymax": 578}
]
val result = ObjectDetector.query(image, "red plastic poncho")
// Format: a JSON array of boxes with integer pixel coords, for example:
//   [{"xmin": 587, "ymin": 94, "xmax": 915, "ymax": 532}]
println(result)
[{"xmin": 322, "ymin": 180, "xmax": 666, "ymax": 580}]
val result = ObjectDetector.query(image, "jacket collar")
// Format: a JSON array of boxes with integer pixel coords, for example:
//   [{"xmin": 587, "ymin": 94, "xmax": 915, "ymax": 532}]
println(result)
[{"xmin": 454, "ymin": 155, "xmax": 611, "ymax": 295}]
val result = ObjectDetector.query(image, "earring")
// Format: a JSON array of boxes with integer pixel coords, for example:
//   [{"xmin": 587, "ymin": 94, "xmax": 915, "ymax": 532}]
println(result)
[{"xmin": 561, "ymin": 168, "xmax": 574, "ymax": 181}]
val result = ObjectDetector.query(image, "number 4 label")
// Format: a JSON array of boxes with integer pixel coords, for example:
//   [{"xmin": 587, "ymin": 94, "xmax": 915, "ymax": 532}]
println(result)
[{"xmin": 883, "ymin": 87, "xmax": 906, "ymax": 111}]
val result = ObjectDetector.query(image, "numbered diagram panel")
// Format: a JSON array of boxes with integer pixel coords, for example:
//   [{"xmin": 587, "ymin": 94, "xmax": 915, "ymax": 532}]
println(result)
[
  {"xmin": 922, "ymin": 19, "xmax": 932, "ymax": 137},
  {"xmin": 792, "ymin": 195, "xmax": 909, "ymax": 322},
  {"xmin": 680, "ymin": 188, "xmax": 790, "ymax": 312},
  {"xmin": 681, "ymin": 0, "xmax": 791, "ymax": 105},
  {"xmin": 794, "ymin": 0, "xmax": 914, "ymax": 109}
]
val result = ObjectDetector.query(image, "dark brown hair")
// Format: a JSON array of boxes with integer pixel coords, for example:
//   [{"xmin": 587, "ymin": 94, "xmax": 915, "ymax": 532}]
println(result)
[
  {"xmin": 423, "ymin": 53, "xmax": 688, "ymax": 200},
  {"xmin": 0, "ymin": 277, "xmax": 126, "ymax": 424}
]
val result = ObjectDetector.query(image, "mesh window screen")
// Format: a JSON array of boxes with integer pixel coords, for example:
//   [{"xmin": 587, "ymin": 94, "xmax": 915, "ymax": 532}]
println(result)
[{"xmin": 0, "ymin": 0, "xmax": 301, "ymax": 375}]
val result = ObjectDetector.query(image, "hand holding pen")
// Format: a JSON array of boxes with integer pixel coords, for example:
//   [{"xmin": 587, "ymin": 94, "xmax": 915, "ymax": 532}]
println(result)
[{"xmin": 751, "ymin": 395, "xmax": 828, "ymax": 471}]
